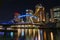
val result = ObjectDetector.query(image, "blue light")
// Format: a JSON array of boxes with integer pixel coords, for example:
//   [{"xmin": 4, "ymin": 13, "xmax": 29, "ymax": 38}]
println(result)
[
  {"xmin": 18, "ymin": 14, "xmax": 38, "ymax": 19},
  {"xmin": 0, "ymin": 32, "xmax": 4, "ymax": 35},
  {"xmin": 21, "ymin": 31, "xmax": 24, "ymax": 36},
  {"xmin": 18, "ymin": 14, "xmax": 32, "ymax": 18},
  {"xmin": 10, "ymin": 32, "xmax": 13, "ymax": 37},
  {"xmin": 1, "ymin": 20, "xmax": 14, "ymax": 25}
]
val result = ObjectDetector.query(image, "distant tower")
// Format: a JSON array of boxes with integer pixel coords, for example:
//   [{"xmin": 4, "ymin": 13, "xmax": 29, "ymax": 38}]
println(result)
[
  {"xmin": 34, "ymin": 3, "xmax": 45, "ymax": 23},
  {"xmin": 26, "ymin": 9, "xmax": 34, "ymax": 23},
  {"xmin": 50, "ymin": 7, "xmax": 60, "ymax": 22}
]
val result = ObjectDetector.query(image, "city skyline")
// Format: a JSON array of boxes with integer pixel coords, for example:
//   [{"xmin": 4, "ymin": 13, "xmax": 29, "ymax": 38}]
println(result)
[{"xmin": 0, "ymin": 0, "xmax": 60, "ymax": 22}]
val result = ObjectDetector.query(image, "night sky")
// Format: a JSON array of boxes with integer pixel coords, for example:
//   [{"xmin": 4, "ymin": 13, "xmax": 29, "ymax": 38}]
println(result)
[{"xmin": 0, "ymin": 0, "xmax": 60, "ymax": 22}]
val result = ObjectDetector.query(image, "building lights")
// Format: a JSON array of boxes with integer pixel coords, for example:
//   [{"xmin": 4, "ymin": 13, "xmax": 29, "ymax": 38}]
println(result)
[{"xmin": 34, "ymin": 3, "xmax": 45, "ymax": 23}]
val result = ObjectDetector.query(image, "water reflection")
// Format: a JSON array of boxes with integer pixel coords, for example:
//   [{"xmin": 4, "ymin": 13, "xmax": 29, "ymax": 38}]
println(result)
[
  {"xmin": 0, "ymin": 27, "xmax": 59, "ymax": 40},
  {"xmin": 10, "ymin": 32, "xmax": 13, "ymax": 37}
]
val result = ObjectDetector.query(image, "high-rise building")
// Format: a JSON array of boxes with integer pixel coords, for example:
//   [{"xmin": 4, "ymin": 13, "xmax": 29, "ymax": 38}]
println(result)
[
  {"xmin": 50, "ymin": 6, "xmax": 60, "ymax": 28},
  {"xmin": 50, "ymin": 6, "xmax": 60, "ymax": 22}
]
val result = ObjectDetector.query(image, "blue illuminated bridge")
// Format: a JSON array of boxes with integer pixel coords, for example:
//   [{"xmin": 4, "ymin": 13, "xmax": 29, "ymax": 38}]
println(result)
[{"xmin": 1, "ymin": 14, "xmax": 38, "ymax": 24}]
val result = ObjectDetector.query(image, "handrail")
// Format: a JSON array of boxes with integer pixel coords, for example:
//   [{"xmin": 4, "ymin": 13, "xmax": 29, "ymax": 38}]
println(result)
[
  {"xmin": 0, "ymin": 22, "xmax": 59, "ymax": 29},
  {"xmin": 0, "ymin": 23, "xmax": 40, "ymax": 25}
]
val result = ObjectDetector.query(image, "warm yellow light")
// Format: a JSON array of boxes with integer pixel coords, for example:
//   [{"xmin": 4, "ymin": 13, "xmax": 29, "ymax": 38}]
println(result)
[
  {"xmin": 18, "ymin": 29, "xmax": 21, "ymax": 37},
  {"xmin": 33, "ymin": 29, "xmax": 36, "ymax": 37},
  {"xmin": 29, "ymin": 29, "xmax": 33, "ymax": 36},
  {"xmin": 44, "ymin": 31, "xmax": 46, "ymax": 40},
  {"xmin": 38, "ymin": 29, "xmax": 40, "ymax": 40},
  {"xmin": 50, "ymin": 32, "xmax": 54, "ymax": 40},
  {"xmin": 35, "ymin": 8, "xmax": 40, "ymax": 14},
  {"xmin": 17, "ymin": 25, "xmax": 24, "ymax": 37},
  {"xmin": 43, "ymin": 18, "xmax": 45, "ymax": 21}
]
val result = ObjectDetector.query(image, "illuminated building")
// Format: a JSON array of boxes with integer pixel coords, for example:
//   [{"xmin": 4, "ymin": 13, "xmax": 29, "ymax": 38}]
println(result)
[
  {"xmin": 26, "ymin": 9, "xmax": 34, "ymax": 23},
  {"xmin": 50, "ymin": 6, "xmax": 60, "ymax": 22},
  {"xmin": 33, "ymin": 3, "xmax": 45, "ymax": 23},
  {"xmin": 50, "ymin": 6, "xmax": 60, "ymax": 27}
]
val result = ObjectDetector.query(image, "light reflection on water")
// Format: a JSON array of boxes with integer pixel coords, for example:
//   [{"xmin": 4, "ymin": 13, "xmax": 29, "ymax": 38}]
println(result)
[
  {"xmin": 0, "ymin": 28, "xmax": 55, "ymax": 40},
  {"xmin": 0, "ymin": 32, "xmax": 4, "ymax": 35},
  {"xmin": 10, "ymin": 32, "xmax": 13, "ymax": 37}
]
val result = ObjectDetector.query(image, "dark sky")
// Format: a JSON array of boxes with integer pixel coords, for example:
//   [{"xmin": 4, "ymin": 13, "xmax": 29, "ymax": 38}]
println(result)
[{"xmin": 0, "ymin": 0, "xmax": 60, "ymax": 22}]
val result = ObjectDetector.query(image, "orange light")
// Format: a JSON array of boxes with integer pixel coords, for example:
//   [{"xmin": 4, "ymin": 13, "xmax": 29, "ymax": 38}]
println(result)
[
  {"xmin": 38, "ymin": 29, "xmax": 40, "ymax": 40},
  {"xmin": 44, "ymin": 31, "xmax": 46, "ymax": 40},
  {"xmin": 50, "ymin": 32, "xmax": 54, "ymax": 40}
]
